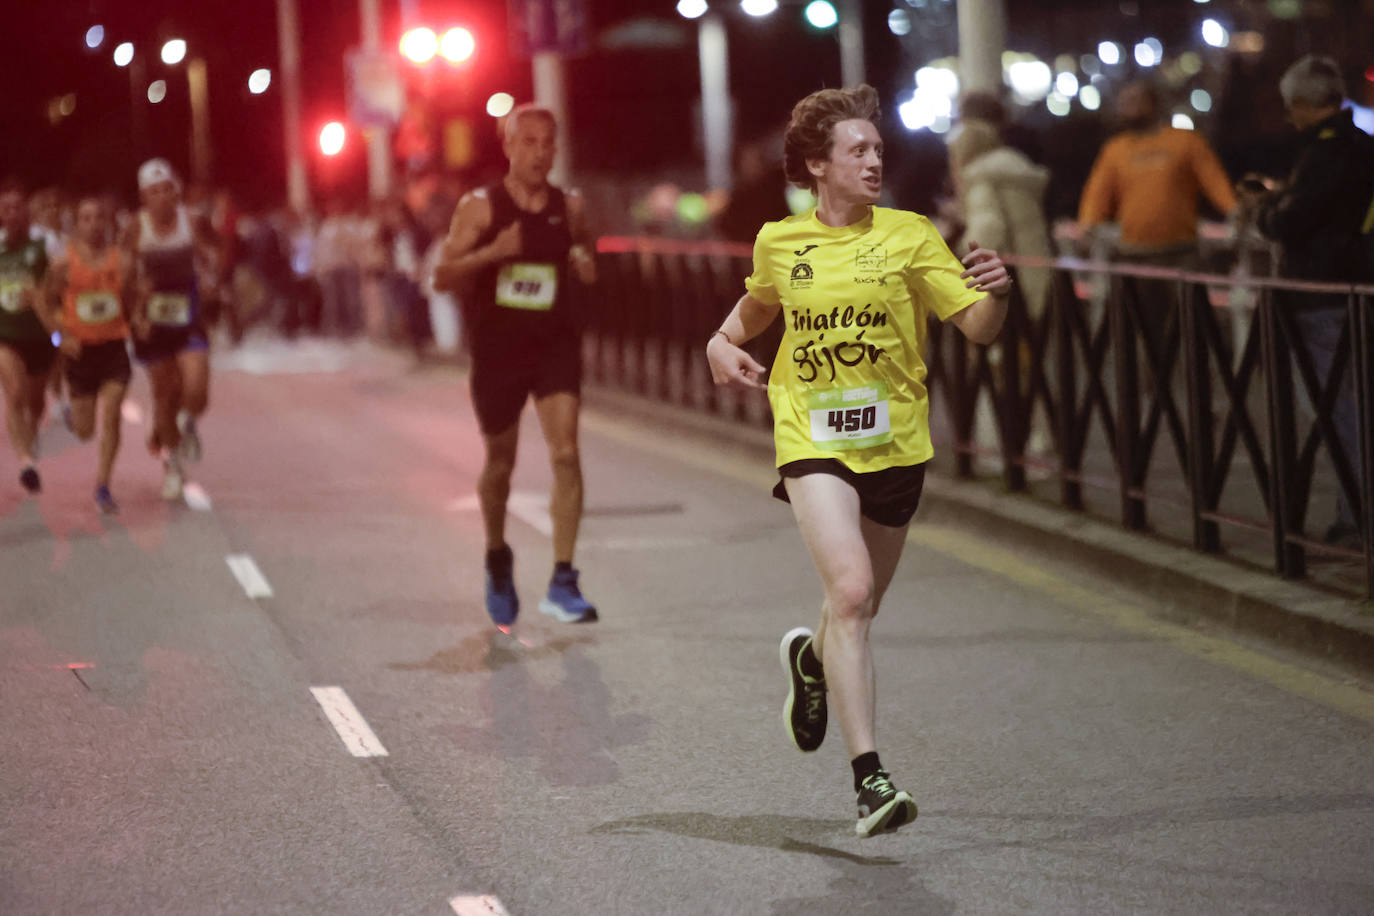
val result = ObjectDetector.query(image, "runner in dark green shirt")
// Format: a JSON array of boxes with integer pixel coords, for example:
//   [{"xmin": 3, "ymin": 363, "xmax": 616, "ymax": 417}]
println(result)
[{"xmin": 0, "ymin": 179, "xmax": 56, "ymax": 493}]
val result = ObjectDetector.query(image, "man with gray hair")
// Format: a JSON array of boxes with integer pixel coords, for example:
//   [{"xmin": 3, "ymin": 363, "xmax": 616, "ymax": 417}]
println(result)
[{"xmin": 1242, "ymin": 55, "xmax": 1374, "ymax": 548}]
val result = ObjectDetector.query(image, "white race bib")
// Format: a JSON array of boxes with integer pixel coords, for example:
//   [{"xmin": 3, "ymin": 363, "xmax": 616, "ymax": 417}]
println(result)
[
  {"xmin": 148, "ymin": 292, "xmax": 191, "ymax": 327},
  {"xmin": 808, "ymin": 382, "xmax": 893, "ymax": 450},
  {"xmin": 495, "ymin": 262, "xmax": 557, "ymax": 311},
  {"xmin": 76, "ymin": 292, "xmax": 121, "ymax": 324},
  {"xmin": 0, "ymin": 276, "xmax": 33, "ymax": 314}
]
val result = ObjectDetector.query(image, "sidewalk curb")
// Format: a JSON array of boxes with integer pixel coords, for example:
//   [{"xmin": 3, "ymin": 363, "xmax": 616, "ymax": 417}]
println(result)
[{"xmin": 583, "ymin": 384, "xmax": 1374, "ymax": 673}]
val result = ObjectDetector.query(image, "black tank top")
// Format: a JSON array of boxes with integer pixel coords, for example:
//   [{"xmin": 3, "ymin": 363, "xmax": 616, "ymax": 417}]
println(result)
[{"xmin": 470, "ymin": 179, "xmax": 574, "ymax": 342}]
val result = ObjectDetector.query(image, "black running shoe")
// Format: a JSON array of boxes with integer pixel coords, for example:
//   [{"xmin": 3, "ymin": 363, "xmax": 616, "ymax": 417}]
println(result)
[
  {"xmin": 780, "ymin": 626, "xmax": 826, "ymax": 752},
  {"xmin": 19, "ymin": 466, "xmax": 40, "ymax": 494},
  {"xmin": 855, "ymin": 770, "xmax": 917, "ymax": 838}
]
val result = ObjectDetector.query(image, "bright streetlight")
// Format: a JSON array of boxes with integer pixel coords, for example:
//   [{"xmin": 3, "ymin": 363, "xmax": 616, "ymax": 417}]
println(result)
[
  {"xmin": 248, "ymin": 69, "xmax": 272, "ymax": 94},
  {"xmin": 677, "ymin": 0, "xmax": 708, "ymax": 17},
  {"xmin": 148, "ymin": 80, "xmax": 167, "ymax": 104},
  {"xmin": 400, "ymin": 27, "xmax": 438, "ymax": 64},
  {"xmin": 320, "ymin": 121, "xmax": 346, "ymax": 156},
  {"xmin": 113, "ymin": 42, "xmax": 134, "ymax": 67},
  {"xmin": 1097, "ymin": 41, "xmax": 1121, "ymax": 66},
  {"xmin": 161, "ymin": 39, "xmax": 187, "ymax": 65},
  {"xmin": 486, "ymin": 92, "xmax": 515, "ymax": 118},
  {"xmin": 805, "ymin": 1, "xmax": 838, "ymax": 29},
  {"xmin": 1201, "ymin": 19, "xmax": 1229, "ymax": 48},
  {"xmin": 740, "ymin": 0, "xmax": 777, "ymax": 16},
  {"xmin": 439, "ymin": 27, "xmax": 475, "ymax": 63},
  {"xmin": 85, "ymin": 25, "xmax": 104, "ymax": 49}
]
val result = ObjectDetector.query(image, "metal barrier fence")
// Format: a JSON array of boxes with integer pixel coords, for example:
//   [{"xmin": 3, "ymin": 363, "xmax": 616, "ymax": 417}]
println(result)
[{"xmin": 589, "ymin": 236, "xmax": 1374, "ymax": 599}]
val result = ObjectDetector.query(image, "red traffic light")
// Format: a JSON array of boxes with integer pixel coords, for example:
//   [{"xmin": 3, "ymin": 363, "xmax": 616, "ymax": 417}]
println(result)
[{"xmin": 319, "ymin": 121, "xmax": 346, "ymax": 156}]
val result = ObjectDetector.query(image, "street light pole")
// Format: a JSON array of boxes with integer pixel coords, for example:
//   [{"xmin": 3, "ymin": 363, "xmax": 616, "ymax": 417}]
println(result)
[
  {"xmin": 359, "ymin": 0, "xmax": 392, "ymax": 200},
  {"xmin": 957, "ymin": 0, "xmax": 1007, "ymax": 94},
  {"xmin": 187, "ymin": 57, "xmax": 212, "ymax": 187},
  {"xmin": 836, "ymin": 0, "xmax": 866, "ymax": 87},
  {"xmin": 533, "ymin": 51, "xmax": 573, "ymax": 185},
  {"xmin": 698, "ymin": 13, "xmax": 732, "ymax": 191},
  {"xmin": 275, "ymin": 0, "xmax": 310, "ymax": 213}
]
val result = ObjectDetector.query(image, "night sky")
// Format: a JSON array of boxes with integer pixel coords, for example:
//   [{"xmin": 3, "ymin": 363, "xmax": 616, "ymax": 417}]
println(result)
[{"xmin": 5, "ymin": 1, "xmax": 1372, "ymax": 215}]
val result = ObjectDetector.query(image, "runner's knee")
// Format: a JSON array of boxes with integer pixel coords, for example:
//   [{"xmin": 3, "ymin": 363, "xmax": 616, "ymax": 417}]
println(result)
[
  {"xmin": 826, "ymin": 575, "xmax": 875, "ymax": 621},
  {"xmin": 547, "ymin": 442, "xmax": 580, "ymax": 474}
]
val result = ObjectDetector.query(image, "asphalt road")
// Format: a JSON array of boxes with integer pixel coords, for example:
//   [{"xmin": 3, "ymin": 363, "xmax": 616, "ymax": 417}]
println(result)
[{"xmin": 2, "ymin": 336, "xmax": 1372, "ymax": 916}]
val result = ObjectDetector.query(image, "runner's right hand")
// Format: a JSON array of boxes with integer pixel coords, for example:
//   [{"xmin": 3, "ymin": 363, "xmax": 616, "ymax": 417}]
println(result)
[{"xmin": 706, "ymin": 336, "xmax": 767, "ymax": 391}]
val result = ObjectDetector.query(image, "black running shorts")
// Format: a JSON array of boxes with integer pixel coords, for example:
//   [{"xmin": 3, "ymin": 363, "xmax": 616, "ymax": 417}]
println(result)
[
  {"xmin": 469, "ymin": 339, "xmax": 582, "ymax": 435},
  {"xmin": 133, "ymin": 324, "xmax": 209, "ymax": 364},
  {"xmin": 0, "ymin": 336, "xmax": 57, "ymax": 378},
  {"xmin": 65, "ymin": 339, "xmax": 132, "ymax": 397},
  {"xmin": 773, "ymin": 459, "xmax": 928, "ymax": 528}
]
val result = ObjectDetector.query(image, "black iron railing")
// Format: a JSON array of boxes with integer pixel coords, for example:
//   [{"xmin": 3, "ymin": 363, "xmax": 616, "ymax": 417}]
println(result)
[{"xmin": 588, "ymin": 237, "xmax": 1374, "ymax": 599}]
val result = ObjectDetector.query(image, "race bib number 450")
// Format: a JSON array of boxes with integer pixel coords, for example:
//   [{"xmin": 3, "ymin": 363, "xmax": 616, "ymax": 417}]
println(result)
[
  {"xmin": 496, "ymin": 262, "xmax": 557, "ymax": 311},
  {"xmin": 808, "ymin": 382, "xmax": 893, "ymax": 450},
  {"xmin": 147, "ymin": 292, "xmax": 191, "ymax": 327}
]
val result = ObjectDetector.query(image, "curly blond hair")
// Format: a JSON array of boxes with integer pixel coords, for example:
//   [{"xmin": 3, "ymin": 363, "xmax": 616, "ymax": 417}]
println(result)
[{"xmin": 783, "ymin": 84, "xmax": 880, "ymax": 191}]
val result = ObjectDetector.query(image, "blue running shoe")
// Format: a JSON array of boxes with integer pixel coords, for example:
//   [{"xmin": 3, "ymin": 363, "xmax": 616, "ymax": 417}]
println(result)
[
  {"xmin": 485, "ymin": 545, "xmax": 519, "ymax": 627},
  {"xmin": 539, "ymin": 567, "xmax": 598, "ymax": 623},
  {"xmin": 95, "ymin": 485, "xmax": 119, "ymax": 515}
]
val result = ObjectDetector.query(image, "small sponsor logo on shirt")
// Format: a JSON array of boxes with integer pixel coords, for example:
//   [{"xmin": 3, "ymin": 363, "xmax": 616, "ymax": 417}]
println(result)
[
  {"xmin": 853, "ymin": 275, "xmax": 888, "ymax": 286},
  {"xmin": 789, "ymin": 261, "xmax": 814, "ymax": 289},
  {"xmin": 855, "ymin": 244, "xmax": 886, "ymax": 272}
]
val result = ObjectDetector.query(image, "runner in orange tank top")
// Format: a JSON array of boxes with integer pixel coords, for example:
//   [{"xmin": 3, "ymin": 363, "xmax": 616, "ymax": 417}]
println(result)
[{"xmin": 44, "ymin": 197, "xmax": 136, "ymax": 514}]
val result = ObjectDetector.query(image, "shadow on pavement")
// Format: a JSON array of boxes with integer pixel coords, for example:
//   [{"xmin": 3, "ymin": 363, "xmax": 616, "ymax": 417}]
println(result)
[
  {"xmin": 591, "ymin": 812, "xmax": 955, "ymax": 915},
  {"xmin": 388, "ymin": 629, "xmax": 596, "ymax": 674}
]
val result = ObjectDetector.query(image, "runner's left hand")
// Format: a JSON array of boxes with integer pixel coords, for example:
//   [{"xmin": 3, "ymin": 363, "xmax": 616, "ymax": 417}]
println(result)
[
  {"xmin": 569, "ymin": 244, "xmax": 596, "ymax": 285},
  {"xmin": 960, "ymin": 241, "xmax": 1013, "ymax": 298}
]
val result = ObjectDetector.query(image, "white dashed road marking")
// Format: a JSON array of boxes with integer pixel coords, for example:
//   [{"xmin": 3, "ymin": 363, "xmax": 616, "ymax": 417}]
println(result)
[
  {"xmin": 310, "ymin": 686, "xmax": 389, "ymax": 758},
  {"xmin": 225, "ymin": 553, "xmax": 273, "ymax": 599},
  {"xmin": 450, "ymin": 895, "xmax": 511, "ymax": 916},
  {"xmin": 183, "ymin": 482, "xmax": 213, "ymax": 511}
]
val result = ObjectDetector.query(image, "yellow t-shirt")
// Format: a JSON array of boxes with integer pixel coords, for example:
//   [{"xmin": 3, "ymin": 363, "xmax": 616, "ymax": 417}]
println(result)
[{"xmin": 746, "ymin": 206, "xmax": 982, "ymax": 473}]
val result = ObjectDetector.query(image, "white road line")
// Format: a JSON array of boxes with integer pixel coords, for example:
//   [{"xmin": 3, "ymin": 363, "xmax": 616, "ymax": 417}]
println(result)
[
  {"xmin": 450, "ymin": 490, "xmax": 552, "ymax": 538},
  {"xmin": 183, "ymin": 482, "xmax": 213, "ymax": 511},
  {"xmin": 310, "ymin": 686, "xmax": 389, "ymax": 758},
  {"xmin": 225, "ymin": 554, "xmax": 273, "ymax": 599},
  {"xmin": 450, "ymin": 895, "xmax": 511, "ymax": 916}
]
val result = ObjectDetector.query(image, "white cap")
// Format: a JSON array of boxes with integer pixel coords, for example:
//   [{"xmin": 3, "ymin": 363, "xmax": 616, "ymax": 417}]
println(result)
[{"xmin": 138, "ymin": 158, "xmax": 180, "ymax": 192}]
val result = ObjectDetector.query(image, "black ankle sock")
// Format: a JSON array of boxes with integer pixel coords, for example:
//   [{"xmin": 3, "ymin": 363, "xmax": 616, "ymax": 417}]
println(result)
[
  {"xmin": 798, "ymin": 639, "xmax": 824, "ymax": 681},
  {"xmin": 554, "ymin": 561, "xmax": 573, "ymax": 575},
  {"xmin": 486, "ymin": 545, "xmax": 512, "ymax": 575},
  {"xmin": 851, "ymin": 751, "xmax": 883, "ymax": 792}
]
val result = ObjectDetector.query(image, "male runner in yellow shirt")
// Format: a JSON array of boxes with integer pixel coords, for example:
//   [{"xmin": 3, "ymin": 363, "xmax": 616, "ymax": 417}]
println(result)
[{"xmin": 706, "ymin": 85, "xmax": 1010, "ymax": 837}]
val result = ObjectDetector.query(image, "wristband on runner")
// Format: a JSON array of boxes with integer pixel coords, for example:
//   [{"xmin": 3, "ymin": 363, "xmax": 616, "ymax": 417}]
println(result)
[{"xmin": 709, "ymin": 328, "xmax": 734, "ymax": 346}]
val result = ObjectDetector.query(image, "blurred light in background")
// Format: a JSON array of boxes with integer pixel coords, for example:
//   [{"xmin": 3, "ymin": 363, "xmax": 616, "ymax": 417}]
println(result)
[
  {"xmin": 1172, "ymin": 113, "xmax": 1195, "ymax": 130},
  {"xmin": 248, "ymin": 69, "xmax": 272, "ymax": 95},
  {"xmin": 161, "ymin": 39, "xmax": 186, "ymax": 65},
  {"xmin": 1201, "ymin": 19, "xmax": 1229, "ymax": 48},
  {"xmin": 1080, "ymin": 85, "xmax": 1102, "ymax": 110},
  {"xmin": 114, "ymin": 42, "xmax": 133, "ymax": 67},
  {"xmin": 887, "ymin": 9, "xmax": 911, "ymax": 36},
  {"xmin": 804, "ymin": 1, "xmax": 837, "ymax": 29},
  {"xmin": 1047, "ymin": 92, "xmax": 1071, "ymax": 117},
  {"xmin": 898, "ymin": 88, "xmax": 952, "ymax": 131},
  {"xmin": 1190, "ymin": 88, "xmax": 1212, "ymax": 112},
  {"xmin": 440, "ymin": 27, "xmax": 475, "ymax": 63},
  {"xmin": 740, "ymin": 0, "xmax": 777, "ymax": 16},
  {"xmin": 916, "ymin": 66, "xmax": 959, "ymax": 99},
  {"xmin": 676, "ymin": 0, "xmax": 708, "ymax": 18},
  {"xmin": 148, "ymin": 80, "xmax": 167, "ymax": 104},
  {"xmin": 320, "ymin": 122, "xmax": 346, "ymax": 156},
  {"xmin": 486, "ymin": 92, "xmax": 515, "ymax": 117},
  {"xmin": 400, "ymin": 27, "xmax": 438, "ymax": 64},
  {"xmin": 1097, "ymin": 41, "xmax": 1121, "ymax": 66},
  {"xmin": 676, "ymin": 192, "xmax": 709, "ymax": 225},
  {"xmin": 1134, "ymin": 40, "xmax": 1160, "ymax": 68},
  {"xmin": 1007, "ymin": 60, "xmax": 1052, "ymax": 102},
  {"xmin": 1179, "ymin": 52, "xmax": 1203, "ymax": 75},
  {"xmin": 1055, "ymin": 71, "xmax": 1080, "ymax": 97},
  {"xmin": 59, "ymin": 94, "xmax": 76, "ymax": 116},
  {"xmin": 85, "ymin": 25, "xmax": 104, "ymax": 50}
]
